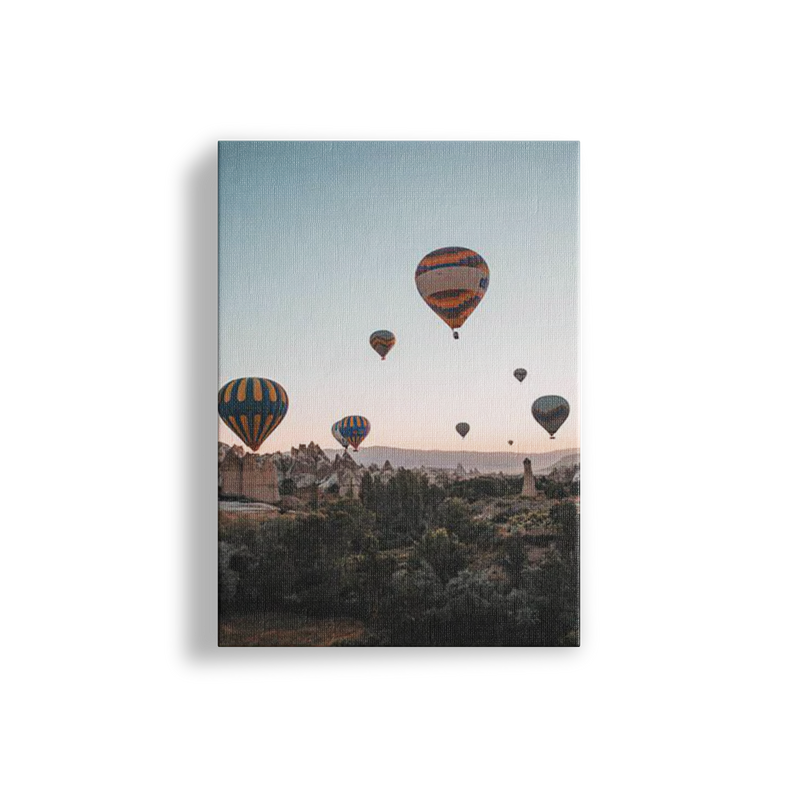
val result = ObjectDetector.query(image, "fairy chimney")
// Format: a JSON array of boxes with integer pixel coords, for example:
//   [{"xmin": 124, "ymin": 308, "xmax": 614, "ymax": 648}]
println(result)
[{"xmin": 521, "ymin": 457, "xmax": 538, "ymax": 498}]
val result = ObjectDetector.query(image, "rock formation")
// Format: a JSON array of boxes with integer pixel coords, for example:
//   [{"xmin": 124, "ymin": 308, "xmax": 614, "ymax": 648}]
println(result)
[
  {"xmin": 242, "ymin": 453, "xmax": 280, "ymax": 503},
  {"xmin": 338, "ymin": 470, "xmax": 360, "ymax": 499},
  {"xmin": 521, "ymin": 457, "xmax": 538, "ymax": 498},
  {"xmin": 220, "ymin": 446, "xmax": 244, "ymax": 496}
]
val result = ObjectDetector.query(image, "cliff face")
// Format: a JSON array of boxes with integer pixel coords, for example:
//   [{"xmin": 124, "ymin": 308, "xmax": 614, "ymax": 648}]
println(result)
[
  {"xmin": 242, "ymin": 453, "xmax": 280, "ymax": 503},
  {"xmin": 219, "ymin": 446, "xmax": 279, "ymax": 502}
]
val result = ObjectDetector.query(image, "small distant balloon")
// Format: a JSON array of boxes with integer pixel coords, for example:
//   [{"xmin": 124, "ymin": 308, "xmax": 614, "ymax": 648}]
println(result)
[
  {"xmin": 455, "ymin": 422, "xmax": 470, "ymax": 439},
  {"xmin": 531, "ymin": 396, "xmax": 570, "ymax": 439},
  {"xmin": 508, "ymin": 440, "xmax": 514, "ymax": 446},
  {"xmin": 415, "ymin": 247, "xmax": 489, "ymax": 339},
  {"xmin": 218, "ymin": 377, "xmax": 289, "ymax": 452},
  {"xmin": 369, "ymin": 330, "xmax": 396, "ymax": 360},
  {"xmin": 513, "ymin": 368, "xmax": 527, "ymax": 383},
  {"xmin": 337, "ymin": 416, "xmax": 371, "ymax": 451}
]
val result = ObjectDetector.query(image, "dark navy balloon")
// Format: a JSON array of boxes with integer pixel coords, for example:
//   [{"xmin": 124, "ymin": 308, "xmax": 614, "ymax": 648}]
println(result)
[
  {"xmin": 531, "ymin": 396, "xmax": 570, "ymax": 439},
  {"xmin": 513, "ymin": 368, "xmax": 527, "ymax": 383},
  {"xmin": 455, "ymin": 422, "xmax": 470, "ymax": 438}
]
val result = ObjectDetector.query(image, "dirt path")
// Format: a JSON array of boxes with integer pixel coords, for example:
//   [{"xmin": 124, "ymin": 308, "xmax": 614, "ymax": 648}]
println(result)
[{"xmin": 219, "ymin": 612, "xmax": 364, "ymax": 647}]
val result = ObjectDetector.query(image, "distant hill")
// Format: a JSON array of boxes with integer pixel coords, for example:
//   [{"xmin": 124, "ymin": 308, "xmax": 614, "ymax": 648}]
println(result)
[
  {"xmin": 546, "ymin": 453, "xmax": 581, "ymax": 472},
  {"xmin": 321, "ymin": 445, "xmax": 579, "ymax": 474}
]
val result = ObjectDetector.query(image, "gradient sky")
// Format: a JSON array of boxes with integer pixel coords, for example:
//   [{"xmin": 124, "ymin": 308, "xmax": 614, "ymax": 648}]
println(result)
[{"xmin": 219, "ymin": 141, "xmax": 579, "ymax": 454}]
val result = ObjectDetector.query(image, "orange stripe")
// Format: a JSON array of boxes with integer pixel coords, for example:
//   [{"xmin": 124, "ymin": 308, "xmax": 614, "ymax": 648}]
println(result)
[
  {"xmin": 237, "ymin": 379, "xmax": 248, "ymax": 402},
  {"xmin": 427, "ymin": 290, "xmax": 476, "ymax": 309},
  {"xmin": 224, "ymin": 381, "xmax": 235, "ymax": 403},
  {"xmin": 239, "ymin": 415, "xmax": 251, "ymax": 444},
  {"xmin": 267, "ymin": 381, "xmax": 277, "ymax": 402},
  {"xmin": 253, "ymin": 379, "xmax": 263, "ymax": 402},
  {"xmin": 420, "ymin": 249, "xmax": 477, "ymax": 266},
  {"xmin": 251, "ymin": 414, "xmax": 261, "ymax": 444},
  {"xmin": 259, "ymin": 413, "xmax": 275, "ymax": 440},
  {"xmin": 227, "ymin": 415, "xmax": 247, "ymax": 442},
  {"xmin": 264, "ymin": 414, "xmax": 283, "ymax": 439}
]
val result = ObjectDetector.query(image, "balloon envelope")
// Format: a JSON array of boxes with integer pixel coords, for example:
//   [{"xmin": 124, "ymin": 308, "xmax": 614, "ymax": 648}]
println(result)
[
  {"xmin": 369, "ymin": 330, "xmax": 396, "ymax": 360},
  {"xmin": 513, "ymin": 368, "xmax": 527, "ymax": 383},
  {"xmin": 331, "ymin": 421, "xmax": 349, "ymax": 450},
  {"xmin": 415, "ymin": 247, "xmax": 489, "ymax": 338},
  {"xmin": 337, "ymin": 416, "xmax": 371, "ymax": 451},
  {"xmin": 218, "ymin": 377, "xmax": 289, "ymax": 451},
  {"xmin": 531, "ymin": 395, "xmax": 570, "ymax": 439},
  {"xmin": 455, "ymin": 422, "xmax": 470, "ymax": 438},
  {"xmin": 508, "ymin": 440, "xmax": 514, "ymax": 446}
]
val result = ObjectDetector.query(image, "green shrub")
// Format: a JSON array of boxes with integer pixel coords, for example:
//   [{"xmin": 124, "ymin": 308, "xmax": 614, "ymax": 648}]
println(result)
[{"xmin": 414, "ymin": 528, "xmax": 467, "ymax": 584}]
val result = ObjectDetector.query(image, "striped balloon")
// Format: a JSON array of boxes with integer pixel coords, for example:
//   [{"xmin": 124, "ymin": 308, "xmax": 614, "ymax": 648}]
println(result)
[
  {"xmin": 337, "ymin": 416, "xmax": 371, "ymax": 451},
  {"xmin": 531, "ymin": 395, "xmax": 570, "ymax": 439},
  {"xmin": 369, "ymin": 330, "xmax": 396, "ymax": 360},
  {"xmin": 218, "ymin": 377, "xmax": 289, "ymax": 451},
  {"xmin": 415, "ymin": 247, "xmax": 489, "ymax": 339}
]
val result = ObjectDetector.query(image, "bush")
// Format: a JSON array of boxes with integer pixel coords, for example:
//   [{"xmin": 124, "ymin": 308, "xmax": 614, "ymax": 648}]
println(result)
[
  {"xmin": 370, "ymin": 552, "xmax": 579, "ymax": 647},
  {"xmin": 414, "ymin": 528, "xmax": 467, "ymax": 584}
]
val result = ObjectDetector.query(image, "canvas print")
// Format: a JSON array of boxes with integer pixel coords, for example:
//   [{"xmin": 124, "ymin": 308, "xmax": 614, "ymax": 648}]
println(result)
[{"xmin": 218, "ymin": 141, "xmax": 579, "ymax": 646}]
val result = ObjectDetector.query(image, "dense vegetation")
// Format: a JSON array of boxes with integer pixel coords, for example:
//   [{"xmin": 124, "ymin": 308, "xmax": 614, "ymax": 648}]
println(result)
[{"xmin": 219, "ymin": 469, "xmax": 579, "ymax": 646}]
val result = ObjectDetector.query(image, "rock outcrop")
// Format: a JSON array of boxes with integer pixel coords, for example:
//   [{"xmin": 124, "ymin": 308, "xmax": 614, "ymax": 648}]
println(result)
[
  {"xmin": 220, "ymin": 446, "xmax": 245, "ymax": 495},
  {"xmin": 242, "ymin": 453, "xmax": 280, "ymax": 503}
]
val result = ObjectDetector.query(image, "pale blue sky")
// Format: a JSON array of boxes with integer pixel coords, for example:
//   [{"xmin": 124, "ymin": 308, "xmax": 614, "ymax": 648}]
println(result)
[{"xmin": 219, "ymin": 141, "xmax": 579, "ymax": 453}]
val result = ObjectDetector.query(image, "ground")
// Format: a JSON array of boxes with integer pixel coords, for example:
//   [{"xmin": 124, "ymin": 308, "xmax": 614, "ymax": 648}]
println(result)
[{"xmin": 219, "ymin": 611, "xmax": 364, "ymax": 647}]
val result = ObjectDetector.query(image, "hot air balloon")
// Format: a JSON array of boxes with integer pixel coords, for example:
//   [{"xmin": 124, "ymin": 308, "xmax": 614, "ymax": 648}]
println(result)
[
  {"xmin": 508, "ymin": 440, "xmax": 514, "ymax": 446},
  {"xmin": 218, "ymin": 377, "xmax": 288, "ymax": 451},
  {"xmin": 531, "ymin": 396, "xmax": 570, "ymax": 439},
  {"xmin": 415, "ymin": 247, "xmax": 489, "ymax": 339},
  {"xmin": 331, "ymin": 421, "xmax": 349, "ymax": 450},
  {"xmin": 455, "ymin": 422, "xmax": 470, "ymax": 438},
  {"xmin": 513, "ymin": 368, "xmax": 527, "ymax": 383},
  {"xmin": 337, "ymin": 416, "xmax": 371, "ymax": 451},
  {"xmin": 369, "ymin": 330, "xmax": 396, "ymax": 360}
]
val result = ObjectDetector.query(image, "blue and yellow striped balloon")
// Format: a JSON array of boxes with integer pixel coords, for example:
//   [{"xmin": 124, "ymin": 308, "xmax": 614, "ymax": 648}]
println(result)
[
  {"xmin": 337, "ymin": 416, "xmax": 371, "ymax": 451},
  {"xmin": 531, "ymin": 395, "xmax": 570, "ymax": 439},
  {"xmin": 369, "ymin": 330, "xmax": 396, "ymax": 360},
  {"xmin": 415, "ymin": 247, "xmax": 490, "ymax": 339},
  {"xmin": 218, "ymin": 377, "xmax": 289, "ymax": 451}
]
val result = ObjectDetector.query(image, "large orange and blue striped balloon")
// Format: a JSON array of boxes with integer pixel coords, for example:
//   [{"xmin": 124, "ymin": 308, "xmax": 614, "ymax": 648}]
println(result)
[
  {"xmin": 531, "ymin": 395, "xmax": 570, "ymax": 439},
  {"xmin": 337, "ymin": 416, "xmax": 371, "ymax": 451},
  {"xmin": 369, "ymin": 330, "xmax": 396, "ymax": 360},
  {"xmin": 415, "ymin": 247, "xmax": 490, "ymax": 339},
  {"xmin": 218, "ymin": 377, "xmax": 289, "ymax": 452}
]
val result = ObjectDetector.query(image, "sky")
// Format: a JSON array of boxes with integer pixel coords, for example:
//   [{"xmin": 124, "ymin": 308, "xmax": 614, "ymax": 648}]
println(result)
[{"xmin": 219, "ymin": 141, "xmax": 579, "ymax": 454}]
